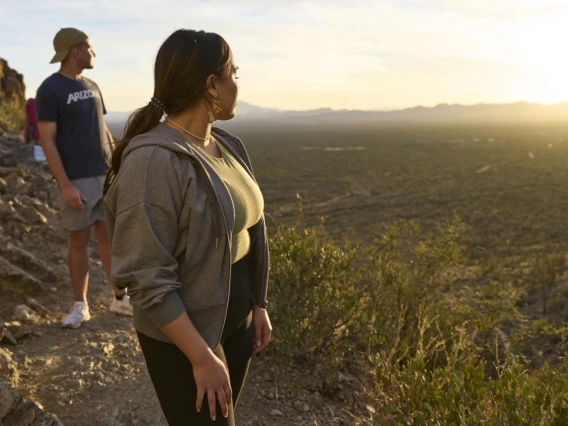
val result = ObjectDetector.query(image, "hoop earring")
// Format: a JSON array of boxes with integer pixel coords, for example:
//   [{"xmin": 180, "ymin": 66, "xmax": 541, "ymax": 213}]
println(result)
[
  {"xmin": 212, "ymin": 95, "xmax": 222, "ymax": 116},
  {"xmin": 208, "ymin": 94, "xmax": 221, "ymax": 123}
]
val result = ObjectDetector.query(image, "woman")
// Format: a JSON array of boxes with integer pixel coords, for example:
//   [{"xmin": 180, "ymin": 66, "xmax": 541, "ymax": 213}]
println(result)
[{"xmin": 103, "ymin": 29, "xmax": 271, "ymax": 425}]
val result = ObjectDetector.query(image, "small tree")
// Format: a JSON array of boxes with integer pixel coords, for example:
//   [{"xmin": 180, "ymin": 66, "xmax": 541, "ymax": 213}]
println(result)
[{"xmin": 530, "ymin": 253, "xmax": 567, "ymax": 314}]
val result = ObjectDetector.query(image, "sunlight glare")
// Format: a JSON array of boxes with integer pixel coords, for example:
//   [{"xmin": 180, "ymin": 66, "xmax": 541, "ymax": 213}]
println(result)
[{"xmin": 512, "ymin": 16, "xmax": 568, "ymax": 104}]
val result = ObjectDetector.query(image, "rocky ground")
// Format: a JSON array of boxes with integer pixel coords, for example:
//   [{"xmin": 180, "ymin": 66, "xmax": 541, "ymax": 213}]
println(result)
[{"xmin": 0, "ymin": 133, "xmax": 368, "ymax": 426}]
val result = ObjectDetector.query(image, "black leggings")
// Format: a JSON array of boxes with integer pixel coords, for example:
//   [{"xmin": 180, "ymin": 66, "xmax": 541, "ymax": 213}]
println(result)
[{"xmin": 137, "ymin": 260, "xmax": 254, "ymax": 426}]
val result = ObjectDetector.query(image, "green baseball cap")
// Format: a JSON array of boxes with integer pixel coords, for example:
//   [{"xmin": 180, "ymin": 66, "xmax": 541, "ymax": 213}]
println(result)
[{"xmin": 50, "ymin": 28, "xmax": 90, "ymax": 64}]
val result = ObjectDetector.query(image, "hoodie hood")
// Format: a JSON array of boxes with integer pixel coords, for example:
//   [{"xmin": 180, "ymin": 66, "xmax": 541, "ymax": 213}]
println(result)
[
  {"xmin": 122, "ymin": 122, "xmax": 197, "ymax": 160},
  {"xmin": 122, "ymin": 122, "xmax": 249, "ymax": 171}
]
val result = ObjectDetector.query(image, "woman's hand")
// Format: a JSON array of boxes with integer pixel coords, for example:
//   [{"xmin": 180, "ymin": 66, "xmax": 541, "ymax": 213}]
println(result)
[
  {"xmin": 192, "ymin": 349, "xmax": 232, "ymax": 421},
  {"xmin": 252, "ymin": 304, "xmax": 272, "ymax": 353}
]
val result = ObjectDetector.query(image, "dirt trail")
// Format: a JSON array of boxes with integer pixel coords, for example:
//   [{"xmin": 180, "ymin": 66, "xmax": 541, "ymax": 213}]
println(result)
[{"xmin": 7, "ymin": 262, "xmax": 300, "ymax": 426}]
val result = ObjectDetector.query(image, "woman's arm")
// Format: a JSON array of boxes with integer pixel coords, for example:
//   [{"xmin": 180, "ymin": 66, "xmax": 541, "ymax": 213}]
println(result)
[{"xmin": 161, "ymin": 313, "xmax": 232, "ymax": 420}]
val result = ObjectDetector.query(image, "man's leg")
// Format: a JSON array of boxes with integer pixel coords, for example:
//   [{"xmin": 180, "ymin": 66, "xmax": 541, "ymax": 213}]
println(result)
[
  {"xmin": 62, "ymin": 226, "xmax": 92, "ymax": 328},
  {"xmin": 94, "ymin": 220, "xmax": 125, "ymax": 297},
  {"xmin": 94, "ymin": 220, "xmax": 133, "ymax": 316},
  {"xmin": 68, "ymin": 227, "xmax": 91, "ymax": 302}
]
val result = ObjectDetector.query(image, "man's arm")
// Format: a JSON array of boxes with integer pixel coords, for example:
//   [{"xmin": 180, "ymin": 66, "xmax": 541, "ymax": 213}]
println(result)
[
  {"xmin": 38, "ymin": 121, "xmax": 86, "ymax": 209},
  {"xmin": 105, "ymin": 124, "xmax": 115, "ymax": 154},
  {"xmin": 98, "ymin": 87, "xmax": 114, "ymax": 155},
  {"xmin": 38, "ymin": 121, "xmax": 69, "ymax": 187}
]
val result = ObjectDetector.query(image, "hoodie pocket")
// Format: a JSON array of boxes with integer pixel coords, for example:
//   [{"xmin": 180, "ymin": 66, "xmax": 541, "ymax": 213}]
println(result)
[{"xmin": 181, "ymin": 201, "xmax": 228, "ymax": 308}]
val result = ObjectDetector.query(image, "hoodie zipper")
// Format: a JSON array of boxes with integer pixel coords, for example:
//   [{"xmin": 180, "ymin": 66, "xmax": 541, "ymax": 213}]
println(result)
[{"xmin": 188, "ymin": 155, "xmax": 234, "ymax": 350}]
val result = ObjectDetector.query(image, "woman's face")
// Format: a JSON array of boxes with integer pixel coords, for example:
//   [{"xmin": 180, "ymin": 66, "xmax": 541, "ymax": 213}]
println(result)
[{"xmin": 213, "ymin": 63, "xmax": 239, "ymax": 121}]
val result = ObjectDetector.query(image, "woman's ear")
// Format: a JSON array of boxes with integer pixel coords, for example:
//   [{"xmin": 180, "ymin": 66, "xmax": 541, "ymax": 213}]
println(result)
[{"xmin": 206, "ymin": 74, "xmax": 218, "ymax": 99}]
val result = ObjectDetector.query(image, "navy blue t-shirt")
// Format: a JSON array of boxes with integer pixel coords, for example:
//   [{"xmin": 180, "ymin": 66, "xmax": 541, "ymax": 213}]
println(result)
[{"xmin": 36, "ymin": 73, "xmax": 110, "ymax": 180}]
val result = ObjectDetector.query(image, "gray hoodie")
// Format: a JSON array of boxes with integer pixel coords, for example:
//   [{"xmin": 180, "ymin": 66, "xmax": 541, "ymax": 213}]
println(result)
[{"xmin": 103, "ymin": 123, "xmax": 269, "ymax": 349}]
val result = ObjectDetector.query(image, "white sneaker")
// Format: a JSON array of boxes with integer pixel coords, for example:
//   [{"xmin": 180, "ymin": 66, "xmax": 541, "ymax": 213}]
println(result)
[
  {"xmin": 109, "ymin": 295, "xmax": 133, "ymax": 317},
  {"xmin": 61, "ymin": 302, "xmax": 91, "ymax": 329}
]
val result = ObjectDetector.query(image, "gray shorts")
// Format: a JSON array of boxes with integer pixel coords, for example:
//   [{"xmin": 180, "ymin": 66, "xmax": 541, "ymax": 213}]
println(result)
[{"xmin": 58, "ymin": 175, "xmax": 106, "ymax": 231}]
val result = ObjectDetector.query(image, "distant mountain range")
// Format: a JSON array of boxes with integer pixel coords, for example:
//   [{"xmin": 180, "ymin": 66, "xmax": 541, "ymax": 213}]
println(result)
[
  {"xmin": 106, "ymin": 101, "xmax": 568, "ymax": 134},
  {"xmin": 105, "ymin": 101, "xmax": 277, "ymax": 123}
]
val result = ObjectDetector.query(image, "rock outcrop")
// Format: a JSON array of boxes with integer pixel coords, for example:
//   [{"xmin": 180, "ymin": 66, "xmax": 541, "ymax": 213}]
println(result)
[
  {"xmin": 0, "ymin": 375, "xmax": 62, "ymax": 426},
  {"xmin": 0, "ymin": 60, "xmax": 62, "ymax": 425},
  {"xmin": 0, "ymin": 58, "xmax": 26, "ymax": 133}
]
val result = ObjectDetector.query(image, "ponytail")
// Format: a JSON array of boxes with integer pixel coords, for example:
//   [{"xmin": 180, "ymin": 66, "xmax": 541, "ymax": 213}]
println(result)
[{"xmin": 103, "ymin": 104, "xmax": 163, "ymax": 195}]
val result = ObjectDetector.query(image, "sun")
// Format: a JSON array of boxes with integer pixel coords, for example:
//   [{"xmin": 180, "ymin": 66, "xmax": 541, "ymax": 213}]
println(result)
[
  {"xmin": 511, "ymin": 18, "xmax": 568, "ymax": 104},
  {"xmin": 515, "ymin": 58, "xmax": 568, "ymax": 104}
]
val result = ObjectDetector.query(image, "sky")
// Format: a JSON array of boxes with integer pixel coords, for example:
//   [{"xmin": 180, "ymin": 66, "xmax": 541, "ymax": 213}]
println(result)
[{"xmin": 2, "ymin": 0, "xmax": 568, "ymax": 112}]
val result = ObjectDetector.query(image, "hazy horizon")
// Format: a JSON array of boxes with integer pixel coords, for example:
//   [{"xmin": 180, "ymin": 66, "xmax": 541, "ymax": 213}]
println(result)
[
  {"xmin": 103, "ymin": 99, "xmax": 568, "ymax": 115},
  {"xmin": 4, "ymin": 1, "xmax": 568, "ymax": 112}
]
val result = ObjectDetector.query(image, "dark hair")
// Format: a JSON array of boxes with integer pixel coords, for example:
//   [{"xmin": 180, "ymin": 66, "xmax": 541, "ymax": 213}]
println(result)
[{"xmin": 103, "ymin": 29, "xmax": 234, "ymax": 194}]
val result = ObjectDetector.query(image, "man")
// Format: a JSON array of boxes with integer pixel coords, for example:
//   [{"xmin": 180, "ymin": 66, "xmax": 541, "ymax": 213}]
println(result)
[{"xmin": 36, "ymin": 28, "xmax": 132, "ymax": 328}]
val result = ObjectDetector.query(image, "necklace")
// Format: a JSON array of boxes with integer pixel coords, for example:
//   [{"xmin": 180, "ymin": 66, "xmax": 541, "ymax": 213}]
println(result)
[{"xmin": 166, "ymin": 117, "xmax": 209, "ymax": 142}]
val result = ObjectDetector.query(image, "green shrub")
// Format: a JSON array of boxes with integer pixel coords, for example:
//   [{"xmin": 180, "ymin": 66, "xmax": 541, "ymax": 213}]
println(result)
[
  {"xmin": 0, "ymin": 101, "xmax": 24, "ymax": 132},
  {"xmin": 268, "ymin": 213, "xmax": 466, "ymax": 387},
  {"xmin": 268, "ymin": 221, "xmax": 365, "ymax": 381},
  {"xmin": 371, "ymin": 353, "xmax": 568, "ymax": 425},
  {"xmin": 267, "ymin": 211, "xmax": 568, "ymax": 423}
]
